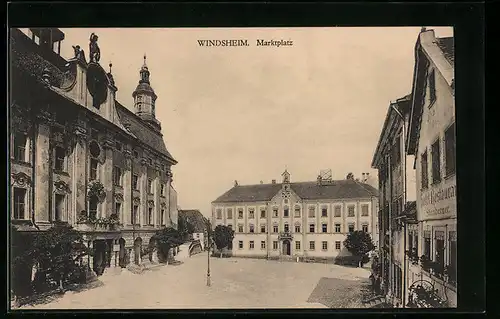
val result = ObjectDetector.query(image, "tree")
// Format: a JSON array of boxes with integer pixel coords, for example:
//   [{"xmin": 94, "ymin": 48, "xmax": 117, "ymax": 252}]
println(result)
[
  {"xmin": 343, "ymin": 230, "xmax": 375, "ymax": 267},
  {"xmin": 346, "ymin": 172, "xmax": 355, "ymax": 180},
  {"xmin": 213, "ymin": 225, "xmax": 235, "ymax": 258},
  {"xmin": 13, "ymin": 223, "xmax": 90, "ymax": 294},
  {"xmin": 178, "ymin": 215, "xmax": 196, "ymax": 240},
  {"xmin": 152, "ymin": 227, "xmax": 185, "ymax": 263}
]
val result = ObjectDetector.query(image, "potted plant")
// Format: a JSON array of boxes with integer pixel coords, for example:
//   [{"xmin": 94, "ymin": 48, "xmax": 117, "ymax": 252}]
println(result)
[
  {"xmin": 108, "ymin": 213, "xmax": 120, "ymax": 230},
  {"xmin": 87, "ymin": 180, "xmax": 106, "ymax": 202}
]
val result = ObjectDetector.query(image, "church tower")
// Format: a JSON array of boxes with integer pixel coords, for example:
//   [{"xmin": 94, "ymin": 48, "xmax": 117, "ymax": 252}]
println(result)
[{"xmin": 132, "ymin": 54, "xmax": 161, "ymax": 131}]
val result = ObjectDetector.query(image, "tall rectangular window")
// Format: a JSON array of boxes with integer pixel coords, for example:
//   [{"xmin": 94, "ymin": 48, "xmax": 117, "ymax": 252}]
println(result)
[
  {"xmin": 429, "ymin": 69, "xmax": 436, "ymax": 104},
  {"xmin": 334, "ymin": 206, "xmax": 341, "ymax": 217},
  {"xmin": 283, "ymin": 208, "xmax": 289, "ymax": 217},
  {"xmin": 132, "ymin": 174, "xmax": 139, "ymax": 190},
  {"xmin": 294, "ymin": 207, "xmax": 301, "ymax": 217},
  {"xmin": 249, "ymin": 241, "xmax": 254, "ymax": 249},
  {"xmin": 160, "ymin": 184, "xmax": 165, "ymax": 196},
  {"xmin": 295, "ymin": 224, "xmax": 301, "ymax": 233},
  {"xmin": 309, "ymin": 241, "xmax": 315, "ymax": 250},
  {"xmin": 335, "ymin": 241, "xmax": 341, "ymax": 250},
  {"xmin": 321, "ymin": 207, "xmax": 328, "ymax": 217},
  {"xmin": 448, "ymin": 231, "xmax": 457, "ymax": 284},
  {"xmin": 260, "ymin": 224, "xmax": 266, "ymax": 233},
  {"xmin": 148, "ymin": 179, "xmax": 153, "ymax": 194},
  {"xmin": 249, "ymin": 209, "xmax": 255, "ymax": 219},
  {"xmin": 238, "ymin": 209, "xmax": 244, "ymax": 219},
  {"xmin": 249, "ymin": 224, "xmax": 255, "ymax": 233},
  {"xmin": 13, "ymin": 188, "xmax": 26, "ymax": 220},
  {"xmin": 434, "ymin": 231, "xmax": 445, "ymax": 275},
  {"xmin": 115, "ymin": 202, "xmax": 122, "ymax": 215},
  {"xmin": 273, "ymin": 225, "xmax": 278, "ymax": 233},
  {"xmin": 362, "ymin": 224, "xmax": 369, "ymax": 233},
  {"xmin": 423, "ymin": 231, "xmax": 431, "ymax": 260},
  {"xmin": 431, "ymin": 140, "xmax": 441, "ymax": 184},
  {"xmin": 361, "ymin": 204, "xmax": 369, "ymax": 216},
  {"xmin": 445, "ymin": 123, "xmax": 456, "ymax": 176},
  {"xmin": 348, "ymin": 205, "xmax": 355, "ymax": 217},
  {"xmin": 54, "ymin": 194, "xmax": 64, "ymax": 221},
  {"xmin": 273, "ymin": 241, "xmax": 278, "ymax": 250},
  {"xmin": 322, "ymin": 223, "xmax": 328, "ymax": 233},
  {"xmin": 284, "ymin": 223, "xmax": 289, "ymax": 232},
  {"xmin": 335, "ymin": 223, "xmax": 341, "ymax": 233},
  {"xmin": 13, "ymin": 133, "xmax": 27, "ymax": 162},
  {"xmin": 261, "ymin": 241, "xmax": 266, "ymax": 249},
  {"xmin": 160, "ymin": 209, "xmax": 165, "ymax": 225},
  {"xmin": 260, "ymin": 209, "xmax": 266, "ymax": 218},
  {"xmin": 421, "ymin": 151, "xmax": 428, "ymax": 189},
  {"xmin": 216, "ymin": 209, "xmax": 222, "ymax": 219},
  {"xmin": 308, "ymin": 207, "xmax": 315, "ymax": 218},
  {"xmin": 295, "ymin": 241, "xmax": 301, "ymax": 250},
  {"xmin": 115, "ymin": 141, "xmax": 122, "ymax": 152},
  {"xmin": 238, "ymin": 225, "xmax": 244, "ymax": 233},
  {"xmin": 309, "ymin": 224, "xmax": 315, "ymax": 233},
  {"xmin": 273, "ymin": 208, "xmax": 278, "ymax": 217},
  {"xmin": 113, "ymin": 167, "xmax": 122, "ymax": 186},
  {"xmin": 348, "ymin": 223, "xmax": 355, "ymax": 233},
  {"xmin": 238, "ymin": 241, "xmax": 243, "ymax": 249},
  {"xmin": 227, "ymin": 208, "xmax": 233, "ymax": 219},
  {"xmin": 54, "ymin": 146, "xmax": 66, "ymax": 171},
  {"xmin": 132, "ymin": 205, "xmax": 139, "ymax": 224},
  {"xmin": 148, "ymin": 207, "xmax": 153, "ymax": 225},
  {"xmin": 322, "ymin": 241, "xmax": 328, "ymax": 250}
]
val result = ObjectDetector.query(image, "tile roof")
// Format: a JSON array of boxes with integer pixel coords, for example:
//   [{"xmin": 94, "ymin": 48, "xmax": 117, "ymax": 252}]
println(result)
[
  {"xmin": 435, "ymin": 37, "xmax": 454, "ymax": 66},
  {"xmin": 115, "ymin": 102, "xmax": 175, "ymax": 161},
  {"xmin": 213, "ymin": 180, "xmax": 378, "ymax": 203},
  {"xmin": 178, "ymin": 210, "xmax": 206, "ymax": 233}
]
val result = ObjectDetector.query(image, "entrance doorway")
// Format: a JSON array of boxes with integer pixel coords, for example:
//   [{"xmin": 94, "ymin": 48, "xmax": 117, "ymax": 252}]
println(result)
[
  {"xmin": 282, "ymin": 240, "xmax": 291, "ymax": 256},
  {"xmin": 118, "ymin": 238, "xmax": 126, "ymax": 268},
  {"xmin": 134, "ymin": 237, "xmax": 142, "ymax": 265},
  {"xmin": 93, "ymin": 240, "xmax": 106, "ymax": 276}
]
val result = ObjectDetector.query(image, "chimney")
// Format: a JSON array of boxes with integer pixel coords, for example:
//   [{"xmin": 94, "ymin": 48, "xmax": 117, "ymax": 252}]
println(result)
[
  {"xmin": 271, "ymin": 180, "xmax": 276, "ymax": 184},
  {"xmin": 234, "ymin": 180, "xmax": 238, "ymax": 187}
]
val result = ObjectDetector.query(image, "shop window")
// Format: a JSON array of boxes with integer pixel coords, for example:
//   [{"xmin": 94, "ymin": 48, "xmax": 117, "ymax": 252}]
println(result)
[{"xmin": 434, "ymin": 231, "xmax": 445, "ymax": 276}]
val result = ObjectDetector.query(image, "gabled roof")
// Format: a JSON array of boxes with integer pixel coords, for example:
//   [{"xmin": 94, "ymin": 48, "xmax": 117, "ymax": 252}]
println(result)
[
  {"xmin": 435, "ymin": 37, "xmax": 454, "ymax": 66},
  {"xmin": 212, "ymin": 180, "xmax": 378, "ymax": 204},
  {"xmin": 115, "ymin": 101, "xmax": 175, "ymax": 162},
  {"xmin": 178, "ymin": 210, "xmax": 206, "ymax": 233},
  {"xmin": 407, "ymin": 30, "xmax": 455, "ymax": 155}
]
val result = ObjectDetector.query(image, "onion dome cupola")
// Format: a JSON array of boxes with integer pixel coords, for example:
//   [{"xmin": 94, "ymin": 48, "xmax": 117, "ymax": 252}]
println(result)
[{"xmin": 132, "ymin": 54, "xmax": 161, "ymax": 131}]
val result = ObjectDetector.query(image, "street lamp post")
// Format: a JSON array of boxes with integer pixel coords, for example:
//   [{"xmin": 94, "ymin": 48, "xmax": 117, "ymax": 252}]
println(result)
[{"xmin": 207, "ymin": 218, "xmax": 211, "ymax": 287}]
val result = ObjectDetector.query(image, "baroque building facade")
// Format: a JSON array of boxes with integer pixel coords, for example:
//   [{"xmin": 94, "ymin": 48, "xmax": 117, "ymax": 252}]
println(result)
[
  {"xmin": 10, "ymin": 28, "xmax": 179, "ymax": 275},
  {"xmin": 211, "ymin": 170, "xmax": 378, "ymax": 261}
]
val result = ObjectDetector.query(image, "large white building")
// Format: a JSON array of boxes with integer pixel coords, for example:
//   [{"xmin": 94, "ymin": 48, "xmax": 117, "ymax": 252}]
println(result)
[{"xmin": 211, "ymin": 170, "xmax": 379, "ymax": 261}]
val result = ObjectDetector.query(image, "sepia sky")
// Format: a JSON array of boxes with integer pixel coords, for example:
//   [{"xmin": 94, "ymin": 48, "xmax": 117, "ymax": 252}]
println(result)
[{"xmin": 22, "ymin": 27, "xmax": 453, "ymax": 216}]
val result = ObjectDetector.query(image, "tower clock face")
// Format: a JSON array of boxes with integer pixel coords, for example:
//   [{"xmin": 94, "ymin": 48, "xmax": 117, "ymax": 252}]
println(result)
[{"xmin": 87, "ymin": 63, "xmax": 108, "ymax": 109}]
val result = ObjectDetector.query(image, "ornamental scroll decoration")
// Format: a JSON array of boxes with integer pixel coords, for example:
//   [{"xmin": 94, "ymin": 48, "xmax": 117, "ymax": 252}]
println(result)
[
  {"xmin": 11, "ymin": 172, "xmax": 32, "ymax": 187},
  {"xmin": 114, "ymin": 193, "xmax": 124, "ymax": 203},
  {"xmin": 54, "ymin": 180, "xmax": 72, "ymax": 194},
  {"xmin": 160, "ymin": 202, "xmax": 167, "ymax": 209},
  {"xmin": 147, "ymin": 200, "xmax": 155, "ymax": 207},
  {"xmin": 133, "ymin": 197, "xmax": 141, "ymax": 206}
]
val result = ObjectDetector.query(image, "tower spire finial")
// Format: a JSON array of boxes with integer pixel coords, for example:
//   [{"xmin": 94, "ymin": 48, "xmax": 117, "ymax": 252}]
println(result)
[
  {"xmin": 109, "ymin": 61, "xmax": 112, "ymax": 74},
  {"xmin": 143, "ymin": 53, "xmax": 147, "ymax": 66}
]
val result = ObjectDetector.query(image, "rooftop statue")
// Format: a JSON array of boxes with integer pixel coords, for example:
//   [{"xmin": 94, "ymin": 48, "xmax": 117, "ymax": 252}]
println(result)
[{"xmin": 89, "ymin": 33, "xmax": 100, "ymax": 63}]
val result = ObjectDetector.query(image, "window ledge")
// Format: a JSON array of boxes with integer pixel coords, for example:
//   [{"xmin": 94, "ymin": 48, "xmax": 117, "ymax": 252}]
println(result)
[
  {"xmin": 114, "ymin": 185, "xmax": 123, "ymax": 189},
  {"xmin": 444, "ymin": 172, "xmax": 456, "ymax": 180},
  {"xmin": 12, "ymin": 160, "xmax": 32, "ymax": 167},
  {"xmin": 53, "ymin": 170, "xmax": 70, "ymax": 176}
]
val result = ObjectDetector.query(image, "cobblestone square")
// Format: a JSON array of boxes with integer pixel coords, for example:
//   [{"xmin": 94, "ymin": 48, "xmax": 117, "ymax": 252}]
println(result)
[{"xmin": 19, "ymin": 254, "xmax": 371, "ymax": 309}]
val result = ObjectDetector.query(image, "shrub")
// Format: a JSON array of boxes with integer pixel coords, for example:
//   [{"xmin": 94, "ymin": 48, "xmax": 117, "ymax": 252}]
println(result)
[{"xmin": 334, "ymin": 255, "xmax": 363, "ymax": 266}]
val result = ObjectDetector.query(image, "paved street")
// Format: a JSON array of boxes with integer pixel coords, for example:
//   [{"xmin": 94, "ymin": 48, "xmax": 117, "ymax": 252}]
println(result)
[{"xmin": 19, "ymin": 254, "xmax": 371, "ymax": 309}]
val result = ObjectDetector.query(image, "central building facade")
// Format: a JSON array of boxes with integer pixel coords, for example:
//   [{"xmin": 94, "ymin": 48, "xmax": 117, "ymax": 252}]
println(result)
[{"xmin": 212, "ymin": 171, "xmax": 379, "ymax": 260}]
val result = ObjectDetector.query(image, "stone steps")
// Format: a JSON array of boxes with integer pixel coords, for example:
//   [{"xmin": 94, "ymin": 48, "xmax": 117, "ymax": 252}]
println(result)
[{"xmin": 362, "ymin": 295, "xmax": 388, "ymax": 308}]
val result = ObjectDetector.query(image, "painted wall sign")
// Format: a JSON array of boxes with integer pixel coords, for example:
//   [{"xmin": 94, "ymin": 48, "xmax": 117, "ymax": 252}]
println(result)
[{"xmin": 420, "ymin": 179, "xmax": 456, "ymax": 219}]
